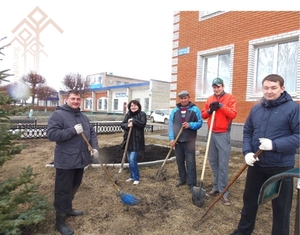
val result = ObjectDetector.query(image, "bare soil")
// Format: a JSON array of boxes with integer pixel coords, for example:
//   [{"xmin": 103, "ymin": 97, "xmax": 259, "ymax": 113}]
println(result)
[{"xmin": 1, "ymin": 130, "xmax": 298, "ymax": 235}]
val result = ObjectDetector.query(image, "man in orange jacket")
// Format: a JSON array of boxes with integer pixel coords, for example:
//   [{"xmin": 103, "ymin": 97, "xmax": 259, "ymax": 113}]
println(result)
[{"xmin": 201, "ymin": 78, "xmax": 237, "ymax": 206}]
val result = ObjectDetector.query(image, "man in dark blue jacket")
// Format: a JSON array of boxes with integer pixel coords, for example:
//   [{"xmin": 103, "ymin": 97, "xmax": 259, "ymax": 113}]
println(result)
[
  {"xmin": 47, "ymin": 90, "xmax": 100, "ymax": 235},
  {"xmin": 231, "ymin": 74, "xmax": 299, "ymax": 235}
]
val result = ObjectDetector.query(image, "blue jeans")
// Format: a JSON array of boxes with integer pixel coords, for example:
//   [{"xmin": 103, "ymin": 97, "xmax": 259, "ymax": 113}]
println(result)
[
  {"xmin": 127, "ymin": 151, "xmax": 140, "ymax": 181},
  {"xmin": 174, "ymin": 141, "xmax": 197, "ymax": 186}
]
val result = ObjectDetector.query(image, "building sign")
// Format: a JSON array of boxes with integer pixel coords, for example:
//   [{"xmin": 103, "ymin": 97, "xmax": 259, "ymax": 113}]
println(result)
[
  {"xmin": 116, "ymin": 93, "xmax": 127, "ymax": 98},
  {"xmin": 178, "ymin": 47, "xmax": 190, "ymax": 56}
]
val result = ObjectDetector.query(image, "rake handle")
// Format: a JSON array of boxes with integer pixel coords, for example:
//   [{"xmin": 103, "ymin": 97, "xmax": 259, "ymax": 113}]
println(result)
[
  {"xmin": 200, "ymin": 149, "xmax": 263, "ymax": 220},
  {"xmin": 80, "ymin": 133, "xmax": 121, "ymax": 192}
]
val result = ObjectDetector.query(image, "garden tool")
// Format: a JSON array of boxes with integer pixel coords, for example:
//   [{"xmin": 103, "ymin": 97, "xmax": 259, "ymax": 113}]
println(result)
[
  {"xmin": 155, "ymin": 125, "xmax": 184, "ymax": 181},
  {"xmin": 192, "ymin": 111, "xmax": 216, "ymax": 208}
]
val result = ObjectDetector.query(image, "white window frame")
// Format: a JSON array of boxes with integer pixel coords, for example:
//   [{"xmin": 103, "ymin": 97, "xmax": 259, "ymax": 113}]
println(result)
[
  {"xmin": 195, "ymin": 44, "xmax": 234, "ymax": 102},
  {"xmin": 246, "ymin": 30, "xmax": 300, "ymax": 101},
  {"xmin": 97, "ymin": 97, "xmax": 107, "ymax": 111},
  {"xmin": 84, "ymin": 98, "xmax": 93, "ymax": 110}
]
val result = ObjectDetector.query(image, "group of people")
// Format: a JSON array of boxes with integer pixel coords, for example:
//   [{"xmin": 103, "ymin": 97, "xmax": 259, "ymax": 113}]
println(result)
[{"xmin": 47, "ymin": 73, "xmax": 299, "ymax": 235}]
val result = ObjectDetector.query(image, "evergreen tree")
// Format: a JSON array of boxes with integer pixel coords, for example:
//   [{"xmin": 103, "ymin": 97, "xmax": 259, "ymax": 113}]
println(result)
[{"xmin": 0, "ymin": 37, "xmax": 50, "ymax": 235}]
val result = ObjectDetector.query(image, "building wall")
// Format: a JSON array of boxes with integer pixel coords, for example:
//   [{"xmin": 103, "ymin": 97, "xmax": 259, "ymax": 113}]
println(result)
[
  {"xmin": 172, "ymin": 11, "xmax": 300, "ymax": 123},
  {"xmin": 58, "ymin": 79, "xmax": 170, "ymax": 115},
  {"xmin": 150, "ymin": 80, "xmax": 171, "ymax": 113},
  {"xmin": 87, "ymin": 72, "xmax": 146, "ymax": 88}
]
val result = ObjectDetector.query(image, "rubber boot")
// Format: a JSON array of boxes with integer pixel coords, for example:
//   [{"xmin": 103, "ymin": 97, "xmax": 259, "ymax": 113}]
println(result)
[
  {"xmin": 55, "ymin": 212, "xmax": 74, "ymax": 235},
  {"xmin": 67, "ymin": 209, "xmax": 83, "ymax": 216}
]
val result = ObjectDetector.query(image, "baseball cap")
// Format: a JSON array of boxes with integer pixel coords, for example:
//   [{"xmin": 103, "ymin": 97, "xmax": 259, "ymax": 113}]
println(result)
[
  {"xmin": 212, "ymin": 78, "xmax": 223, "ymax": 86},
  {"xmin": 178, "ymin": 90, "xmax": 189, "ymax": 98}
]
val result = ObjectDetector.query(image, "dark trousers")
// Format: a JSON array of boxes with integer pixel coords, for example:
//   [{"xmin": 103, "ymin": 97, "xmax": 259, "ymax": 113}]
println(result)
[
  {"xmin": 54, "ymin": 168, "xmax": 84, "ymax": 213},
  {"xmin": 175, "ymin": 141, "xmax": 197, "ymax": 186},
  {"xmin": 237, "ymin": 166, "xmax": 294, "ymax": 235}
]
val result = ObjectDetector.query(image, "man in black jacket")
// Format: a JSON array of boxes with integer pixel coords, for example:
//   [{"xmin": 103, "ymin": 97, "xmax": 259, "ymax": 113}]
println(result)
[{"xmin": 47, "ymin": 90, "xmax": 99, "ymax": 235}]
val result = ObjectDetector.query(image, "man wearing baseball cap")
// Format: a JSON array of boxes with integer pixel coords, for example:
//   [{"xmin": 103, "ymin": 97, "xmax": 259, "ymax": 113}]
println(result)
[
  {"xmin": 201, "ymin": 78, "xmax": 237, "ymax": 206},
  {"xmin": 168, "ymin": 90, "xmax": 202, "ymax": 192}
]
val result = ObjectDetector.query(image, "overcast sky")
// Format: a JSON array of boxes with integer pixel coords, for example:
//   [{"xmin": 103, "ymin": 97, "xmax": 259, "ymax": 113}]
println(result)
[{"xmin": 1, "ymin": 1, "xmax": 297, "ymax": 90}]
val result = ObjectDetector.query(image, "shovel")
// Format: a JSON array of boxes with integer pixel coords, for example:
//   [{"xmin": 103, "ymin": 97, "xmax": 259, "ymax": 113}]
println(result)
[
  {"xmin": 155, "ymin": 126, "xmax": 184, "ymax": 181},
  {"xmin": 192, "ymin": 110, "xmax": 216, "ymax": 208},
  {"xmin": 115, "ymin": 126, "xmax": 133, "ymax": 183},
  {"xmin": 193, "ymin": 149, "xmax": 263, "ymax": 227}
]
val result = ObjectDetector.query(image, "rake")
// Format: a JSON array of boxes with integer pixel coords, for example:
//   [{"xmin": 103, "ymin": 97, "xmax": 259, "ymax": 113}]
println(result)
[{"xmin": 81, "ymin": 132, "xmax": 140, "ymax": 205}]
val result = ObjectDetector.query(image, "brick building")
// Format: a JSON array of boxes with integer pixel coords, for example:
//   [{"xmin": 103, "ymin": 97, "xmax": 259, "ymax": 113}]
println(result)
[{"xmin": 171, "ymin": 11, "xmax": 300, "ymax": 124}]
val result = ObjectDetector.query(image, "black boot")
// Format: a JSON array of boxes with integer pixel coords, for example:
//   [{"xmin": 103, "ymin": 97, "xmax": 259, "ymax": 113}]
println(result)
[
  {"xmin": 67, "ymin": 209, "xmax": 83, "ymax": 216},
  {"xmin": 55, "ymin": 212, "xmax": 74, "ymax": 235}
]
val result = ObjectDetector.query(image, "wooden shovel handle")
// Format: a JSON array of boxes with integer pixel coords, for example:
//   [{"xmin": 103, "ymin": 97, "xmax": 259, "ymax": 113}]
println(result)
[
  {"xmin": 200, "ymin": 149, "xmax": 263, "ymax": 220},
  {"xmin": 120, "ymin": 126, "xmax": 133, "ymax": 170},
  {"xmin": 161, "ymin": 126, "xmax": 184, "ymax": 168},
  {"xmin": 200, "ymin": 111, "xmax": 216, "ymax": 181}
]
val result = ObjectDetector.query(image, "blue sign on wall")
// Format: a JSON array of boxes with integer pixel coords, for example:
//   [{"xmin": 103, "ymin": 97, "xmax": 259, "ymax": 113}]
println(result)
[{"xmin": 178, "ymin": 47, "xmax": 190, "ymax": 56}]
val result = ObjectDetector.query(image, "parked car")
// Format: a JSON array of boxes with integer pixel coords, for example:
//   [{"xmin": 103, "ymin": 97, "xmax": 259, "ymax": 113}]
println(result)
[{"xmin": 150, "ymin": 109, "xmax": 170, "ymax": 125}]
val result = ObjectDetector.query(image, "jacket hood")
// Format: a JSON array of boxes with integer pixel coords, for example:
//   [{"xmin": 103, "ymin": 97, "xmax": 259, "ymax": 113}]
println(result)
[{"xmin": 261, "ymin": 91, "xmax": 292, "ymax": 108}]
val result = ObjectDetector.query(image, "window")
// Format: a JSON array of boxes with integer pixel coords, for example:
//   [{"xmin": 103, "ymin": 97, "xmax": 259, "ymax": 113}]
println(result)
[
  {"xmin": 247, "ymin": 31, "xmax": 300, "ymax": 100},
  {"xmin": 113, "ymin": 99, "xmax": 118, "ymax": 110},
  {"xmin": 84, "ymin": 98, "xmax": 92, "ymax": 110},
  {"xmin": 195, "ymin": 44, "xmax": 234, "ymax": 101},
  {"xmin": 144, "ymin": 98, "xmax": 149, "ymax": 113},
  {"xmin": 104, "ymin": 99, "xmax": 107, "ymax": 110},
  {"xmin": 255, "ymin": 41, "xmax": 298, "ymax": 95},
  {"xmin": 97, "ymin": 98, "xmax": 107, "ymax": 110},
  {"xmin": 98, "ymin": 99, "xmax": 102, "ymax": 110}
]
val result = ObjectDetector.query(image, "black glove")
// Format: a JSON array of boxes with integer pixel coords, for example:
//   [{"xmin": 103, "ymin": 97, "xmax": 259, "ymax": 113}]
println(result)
[{"xmin": 209, "ymin": 102, "xmax": 220, "ymax": 112}]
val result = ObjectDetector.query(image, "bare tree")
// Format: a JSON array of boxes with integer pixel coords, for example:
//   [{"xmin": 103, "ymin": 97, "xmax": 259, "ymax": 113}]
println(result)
[
  {"xmin": 21, "ymin": 71, "xmax": 46, "ymax": 105},
  {"xmin": 62, "ymin": 73, "xmax": 90, "ymax": 91},
  {"xmin": 36, "ymin": 85, "xmax": 58, "ymax": 111}
]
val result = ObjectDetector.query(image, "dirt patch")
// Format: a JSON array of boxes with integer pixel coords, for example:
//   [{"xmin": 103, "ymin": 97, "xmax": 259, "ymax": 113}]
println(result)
[
  {"xmin": 100, "ymin": 144, "xmax": 175, "ymax": 163},
  {"xmin": 1, "ymin": 131, "xmax": 298, "ymax": 235}
]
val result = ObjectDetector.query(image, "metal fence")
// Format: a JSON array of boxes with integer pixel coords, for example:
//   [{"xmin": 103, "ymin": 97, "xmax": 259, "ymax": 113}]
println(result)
[{"xmin": 9, "ymin": 121, "xmax": 153, "ymax": 139}]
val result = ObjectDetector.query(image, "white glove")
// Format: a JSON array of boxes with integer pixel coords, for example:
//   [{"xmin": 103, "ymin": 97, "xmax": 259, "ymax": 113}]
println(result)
[
  {"xmin": 245, "ymin": 152, "xmax": 259, "ymax": 166},
  {"xmin": 90, "ymin": 149, "xmax": 98, "ymax": 156},
  {"xmin": 74, "ymin": 124, "xmax": 83, "ymax": 134},
  {"xmin": 259, "ymin": 138, "xmax": 273, "ymax": 150}
]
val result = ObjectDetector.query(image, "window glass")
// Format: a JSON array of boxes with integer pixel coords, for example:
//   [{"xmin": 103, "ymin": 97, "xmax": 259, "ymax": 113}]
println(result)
[
  {"xmin": 104, "ymin": 99, "xmax": 107, "ymax": 110},
  {"xmin": 84, "ymin": 98, "xmax": 92, "ymax": 110},
  {"xmin": 203, "ymin": 53, "xmax": 230, "ymax": 95},
  {"xmin": 144, "ymin": 98, "xmax": 149, "ymax": 112},
  {"xmin": 113, "ymin": 99, "xmax": 118, "ymax": 110},
  {"xmin": 98, "ymin": 99, "xmax": 102, "ymax": 109},
  {"xmin": 255, "ymin": 40, "xmax": 298, "ymax": 95},
  {"xmin": 277, "ymin": 41, "xmax": 298, "ymax": 93}
]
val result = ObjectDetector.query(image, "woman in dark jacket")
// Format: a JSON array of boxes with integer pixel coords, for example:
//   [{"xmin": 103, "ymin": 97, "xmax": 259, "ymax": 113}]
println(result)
[{"xmin": 121, "ymin": 100, "xmax": 147, "ymax": 185}]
